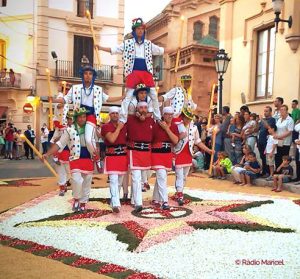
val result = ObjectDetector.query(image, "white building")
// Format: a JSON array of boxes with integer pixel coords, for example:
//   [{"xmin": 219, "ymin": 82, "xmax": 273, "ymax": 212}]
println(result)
[{"xmin": 0, "ymin": 0, "xmax": 124, "ymax": 142}]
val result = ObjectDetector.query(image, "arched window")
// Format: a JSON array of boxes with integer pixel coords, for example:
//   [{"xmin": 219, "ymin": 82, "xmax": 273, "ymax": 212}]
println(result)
[
  {"xmin": 209, "ymin": 16, "xmax": 219, "ymax": 39},
  {"xmin": 193, "ymin": 21, "xmax": 203, "ymax": 41}
]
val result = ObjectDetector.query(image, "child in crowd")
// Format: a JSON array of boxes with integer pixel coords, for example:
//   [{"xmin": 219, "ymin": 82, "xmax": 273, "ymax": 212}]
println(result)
[
  {"xmin": 227, "ymin": 118, "xmax": 236, "ymax": 147},
  {"xmin": 240, "ymin": 152, "xmax": 261, "ymax": 186},
  {"xmin": 192, "ymin": 146, "xmax": 204, "ymax": 172},
  {"xmin": 272, "ymin": 156, "xmax": 293, "ymax": 192},
  {"xmin": 265, "ymin": 125, "xmax": 278, "ymax": 181},
  {"xmin": 231, "ymin": 145, "xmax": 252, "ymax": 184},
  {"xmin": 211, "ymin": 152, "xmax": 232, "ymax": 179},
  {"xmin": 210, "ymin": 152, "xmax": 222, "ymax": 179}
]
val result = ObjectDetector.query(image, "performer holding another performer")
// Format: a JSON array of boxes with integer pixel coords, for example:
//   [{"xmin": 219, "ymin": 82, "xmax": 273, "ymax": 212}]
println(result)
[
  {"xmin": 44, "ymin": 108, "xmax": 94, "ymax": 212},
  {"xmin": 53, "ymin": 65, "xmax": 123, "ymax": 172},
  {"xmin": 174, "ymin": 106, "xmax": 213, "ymax": 205},
  {"xmin": 101, "ymin": 106, "xmax": 128, "ymax": 213},
  {"xmin": 96, "ymin": 18, "xmax": 164, "ymax": 122},
  {"xmin": 151, "ymin": 106, "xmax": 179, "ymax": 209},
  {"xmin": 127, "ymin": 102, "xmax": 154, "ymax": 212}
]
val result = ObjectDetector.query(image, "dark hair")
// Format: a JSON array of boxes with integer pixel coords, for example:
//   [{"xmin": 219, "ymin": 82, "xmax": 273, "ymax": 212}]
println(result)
[
  {"xmin": 292, "ymin": 99, "xmax": 298, "ymax": 105},
  {"xmin": 194, "ymin": 115, "xmax": 199, "ymax": 120},
  {"xmin": 223, "ymin": 106, "xmax": 230, "ymax": 114},
  {"xmin": 269, "ymin": 125, "xmax": 277, "ymax": 132},
  {"xmin": 281, "ymin": 104, "xmax": 289, "ymax": 111},
  {"xmin": 276, "ymin": 97, "xmax": 284, "ymax": 105},
  {"xmin": 240, "ymin": 105, "xmax": 249, "ymax": 112},
  {"xmin": 248, "ymin": 152, "xmax": 256, "ymax": 157},
  {"xmin": 265, "ymin": 106, "xmax": 272, "ymax": 112},
  {"xmin": 282, "ymin": 155, "xmax": 292, "ymax": 162}
]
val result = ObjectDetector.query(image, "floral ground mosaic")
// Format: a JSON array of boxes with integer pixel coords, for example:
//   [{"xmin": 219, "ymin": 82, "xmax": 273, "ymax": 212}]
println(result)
[{"xmin": 0, "ymin": 187, "xmax": 300, "ymax": 279}]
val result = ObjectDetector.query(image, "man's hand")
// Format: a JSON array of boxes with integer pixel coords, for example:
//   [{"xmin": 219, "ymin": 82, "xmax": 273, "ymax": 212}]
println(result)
[
  {"xmin": 139, "ymin": 115, "xmax": 146, "ymax": 121},
  {"xmin": 117, "ymin": 121, "xmax": 124, "ymax": 130},
  {"xmin": 158, "ymin": 121, "xmax": 168, "ymax": 131},
  {"xmin": 95, "ymin": 44, "xmax": 100, "ymax": 50},
  {"xmin": 136, "ymin": 112, "xmax": 141, "ymax": 118}
]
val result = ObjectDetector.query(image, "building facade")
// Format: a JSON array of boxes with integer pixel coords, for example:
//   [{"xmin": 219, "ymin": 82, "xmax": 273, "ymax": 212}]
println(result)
[
  {"xmin": 146, "ymin": 0, "xmax": 220, "ymax": 115},
  {"xmin": 219, "ymin": 0, "xmax": 300, "ymax": 113},
  {"xmin": 0, "ymin": 0, "xmax": 124, "ymax": 143}
]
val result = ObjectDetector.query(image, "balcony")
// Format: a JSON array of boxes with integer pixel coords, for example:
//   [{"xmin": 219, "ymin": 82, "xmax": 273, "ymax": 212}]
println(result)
[
  {"xmin": 56, "ymin": 60, "xmax": 114, "ymax": 83},
  {"xmin": 0, "ymin": 72, "xmax": 21, "ymax": 88}
]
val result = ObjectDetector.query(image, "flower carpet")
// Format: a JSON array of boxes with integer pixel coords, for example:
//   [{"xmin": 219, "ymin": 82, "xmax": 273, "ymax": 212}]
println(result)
[{"xmin": 0, "ymin": 187, "xmax": 299, "ymax": 279}]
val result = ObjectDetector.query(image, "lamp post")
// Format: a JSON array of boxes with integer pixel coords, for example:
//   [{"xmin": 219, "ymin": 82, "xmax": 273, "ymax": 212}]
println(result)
[
  {"xmin": 213, "ymin": 49, "xmax": 231, "ymax": 114},
  {"xmin": 272, "ymin": 0, "xmax": 292, "ymax": 33}
]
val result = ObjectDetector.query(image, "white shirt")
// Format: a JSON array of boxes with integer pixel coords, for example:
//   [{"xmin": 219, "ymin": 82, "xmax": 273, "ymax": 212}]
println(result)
[
  {"xmin": 276, "ymin": 115, "xmax": 294, "ymax": 146},
  {"xmin": 64, "ymin": 85, "xmax": 109, "ymax": 107},
  {"xmin": 295, "ymin": 123, "xmax": 300, "ymax": 154},
  {"xmin": 265, "ymin": 135, "xmax": 278, "ymax": 154},
  {"xmin": 111, "ymin": 41, "xmax": 164, "ymax": 58}
]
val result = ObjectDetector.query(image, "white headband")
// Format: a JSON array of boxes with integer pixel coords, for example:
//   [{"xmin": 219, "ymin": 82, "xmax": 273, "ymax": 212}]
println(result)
[
  {"xmin": 137, "ymin": 101, "xmax": 148, "ymax": 108},
  {"xmin": 163, "ymin": 106, "xmax": 174, "ymax": 114},
  {"xmin": 109, "ymin": 106, "xmax": 120, "ymax": 114}
]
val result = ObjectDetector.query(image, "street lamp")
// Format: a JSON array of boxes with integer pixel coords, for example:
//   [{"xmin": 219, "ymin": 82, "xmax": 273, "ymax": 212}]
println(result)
[
  {"xmin": 213, "ymin": 49, "xmax": 230, "ymax": 114},
  {"xmin": 51, "ymin": 51, "xmax": 58, "ymax": 77},
  {"xmin": 272, "ymin": 0, "xmax": 292, "ymax": 33},
  {"xmin": 27, "ymin": 86, "xmax": 35, "ymax": 102}
]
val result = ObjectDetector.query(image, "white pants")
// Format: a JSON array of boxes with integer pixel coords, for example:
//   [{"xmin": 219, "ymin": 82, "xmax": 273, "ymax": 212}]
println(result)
[
  {"xmin": 152, "ymin": 169, "xmax": 168, "ymax": 203},
  {"xmin": 131, "ymin": 169, "xmax": 144, "ymax": 206},
  {"xmin": 141, "ymin": 170, "xmax": 152, "ymax": 184},
  {"xmin": 175, "ymin": 166, "xmax": 190, "ymax": 193},
  {"xmin": 85, "ymin": 122, "xmax": 98, "ymax": 160},
  {"xmin": 120, "ymin": 88, "xmax": 161, "ymax": 122},
  {"xmin": 56, "ymin": 163, "xmax": 71, "ymax": 186},
  {"xmin": 231, "ymin": 166, "xmax": 244, "ymax": 182},
  {"xmin": 122, "ymin": 172, "xmax": 129, "ymax": 195},
  {"xmin": 109, "ymin": 174, "xmax": 125, "ymax": 207},
  {"xmin": 71, "ymin": 172, "xmax": 93, "ymax": 203}
]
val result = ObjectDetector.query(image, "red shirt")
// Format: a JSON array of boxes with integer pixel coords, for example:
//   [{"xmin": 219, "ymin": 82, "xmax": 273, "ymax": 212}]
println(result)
[
  {"xmin": 152, "ymin": 122, "xmax": 179, "ymax": 144},
  {"xmin": 5, "ymin": 127, "xmax": 14, "ymax": 141},
  {"xmin": 127, "ymin": 115, "xmax": 154, "ymax": 142},
  {"xmin": 101, "ymin": 121, "xmax": 127, "ymax": 146}
]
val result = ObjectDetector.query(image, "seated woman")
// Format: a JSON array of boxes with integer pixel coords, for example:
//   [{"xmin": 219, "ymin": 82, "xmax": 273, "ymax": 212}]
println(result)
[{"xmin": 231, "ymin": 145, "xmax": 252, "ymax": 184}]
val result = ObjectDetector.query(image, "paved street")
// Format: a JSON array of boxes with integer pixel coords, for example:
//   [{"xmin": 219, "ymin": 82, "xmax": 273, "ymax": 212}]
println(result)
[{"xmin": 0, "ymin": 158, "xmax": 54, "ymax": 179}]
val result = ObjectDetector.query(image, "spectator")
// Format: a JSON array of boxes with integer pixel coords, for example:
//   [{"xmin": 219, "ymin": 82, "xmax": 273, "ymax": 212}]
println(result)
[
  {"xmin": 241, "ymin": 111, "xmax": 257, "ymax": 151},
  {"xmin": 239, "ymin": 152, "xmax": 261, "ymax": 186},
  {"xmin": 274, "ymin": 105, "xmax": 294, "ymax": 168},
  {"xmin": 294, "ymin": 122, "xmax": 300, "ymax": 185},
  {"xmin": 192, "ymin": 146, "xmax": 204, "ymax": 172},
  {"xmin": 4, "ymin": 122, "xmax": 14, "ymax": 159},
  {"xmin": 213, "ymin": 114, "xmax": 223, "ymax": 161},
  {"xmin": 230, "ymin": 115, "xmax": 245, "ymax": 165},
  {"xmin": 216, "ymin": 152, "xmax": 232, "ymax": 180},
  {"xmin": 193, "ymin": 115, "xmax": 201, "ymax": 135},
  {"xmin": 231, "ymin": 145, "xmax": 252, "ymax": 184},
  {"xmin": 257, "ymin": 106, "xmax": 276, "ymax": 177},
  {"xmin": 14, "ymin": 129, "xmax": 23, "ymax": 160},
  {"xmin": 0, "ymin": 127, "xmax": 5, "ymax": 157},
  {"xmin": 291, "ymin": 100, "xmax": 300, "ymax": 124},
  {"xmin": 265, "ymin": 125, "xmax": 278, "ymax": 181},
  {"xmin": 273, "ymin": 97, "xmax": 284, "ymax": 122},
  {"xmin": 24, "ymin": 125, "xmax": 35, "ymax": 159},
  {"xmin": 272, "ymin": 156, "xmax": 293, "ymax": 192},
  {"xmin": 221, "ymin": 106, "xmax": 232, "ymax": 157},
  {"xmin": 81, "ymin": 54, "xmax": 90, "ymax": 67},
  {"xmin": 9, "ymin": 69, "xmax": 15, "ymax": 87},
  {"xmin": 40, "ymin": 127, "xmax": 48, "ymax": 154},
  {"xmin": 240, "ymin": 105, "xmax": 250, "ymax": 117},
  {"xmin": 200, "ymin": 117, "xmax": 208, "ymax": 142},
  {"xmin": 210, "ymin": 152, "xmax": 222, "ymax": 179}
]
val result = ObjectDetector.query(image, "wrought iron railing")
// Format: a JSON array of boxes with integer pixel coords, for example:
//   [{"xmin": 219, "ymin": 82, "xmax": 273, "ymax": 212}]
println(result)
[
  {"xmin": 0, "ymin": 72, "xmax": 21, "ymax": 88},
  {"xmin": 56, "ymin": 60, "xmax": 114, "ymax": 82}
]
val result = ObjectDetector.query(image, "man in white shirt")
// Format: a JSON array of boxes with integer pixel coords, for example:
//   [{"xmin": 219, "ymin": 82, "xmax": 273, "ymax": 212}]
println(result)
[{"xmin": 96, "ymin": 18, "xmax": 164, "ymax": 123}]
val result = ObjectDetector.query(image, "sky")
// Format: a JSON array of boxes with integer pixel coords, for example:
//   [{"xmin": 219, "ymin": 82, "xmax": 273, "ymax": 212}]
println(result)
[{"xmin": 124, "ymin": 0, "xmax": 171, "ymax": 33}]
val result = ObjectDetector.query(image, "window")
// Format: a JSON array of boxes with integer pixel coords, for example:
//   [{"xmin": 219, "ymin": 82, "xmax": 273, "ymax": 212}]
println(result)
[
  {"xmin": 153, "ymin": 56, "xmax": 163, "ymax": 81},
  {"xmin": 209, "ymin": 16, "xmax": 218, "ymax": 39},
  {"xmin": 193, "ymin": 21, "xmax": 203, "ymax": 41},
  {"xmin": 0, "ymin": 0, "xmax": 7, "ymax": 7},
  {"xmin": 0, "ymin": 40, "xmax": 6, "ymax": 69},
  {"xmin": 73, "ymin": 35, "xmax": 94, "ymax": 77},
  {"xmin": 77, "ymin": 0, "xmax": 93, "ymax": 18},
  {"xmin": 255, "ymin": 26, "xmax": 275, "ymax": 99}
]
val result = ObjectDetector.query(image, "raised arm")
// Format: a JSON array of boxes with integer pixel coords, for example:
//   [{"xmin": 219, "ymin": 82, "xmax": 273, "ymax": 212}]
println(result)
[{"xmin": 102, "ymin": 122, "xmax": 124, "ymax": 144}]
